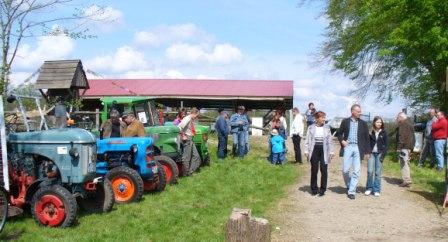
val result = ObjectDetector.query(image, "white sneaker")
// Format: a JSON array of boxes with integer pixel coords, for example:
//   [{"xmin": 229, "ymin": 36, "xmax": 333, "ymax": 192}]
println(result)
[
  {"xmin": 374, "ymin": 192, "xmax": 380, "ymax": 197},
  {"xmin": 364, "ymin": 190, "xmax": 372, "ymax": 196}
]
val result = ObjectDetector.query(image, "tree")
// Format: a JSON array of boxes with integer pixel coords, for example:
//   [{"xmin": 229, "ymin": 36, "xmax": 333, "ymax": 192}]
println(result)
[
  {"xmin": 318, "ymin": 0, "xmax": 448, "ymax": 109},
  {"xmin": 0, "ymin": 0, "xmax": 105, "ymax": 94}
]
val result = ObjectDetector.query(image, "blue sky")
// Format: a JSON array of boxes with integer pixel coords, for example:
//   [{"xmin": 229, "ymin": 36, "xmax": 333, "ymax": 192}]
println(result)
[{"xmin": 10, "ymin": 0, "xmax": 405, "ymax": 118}]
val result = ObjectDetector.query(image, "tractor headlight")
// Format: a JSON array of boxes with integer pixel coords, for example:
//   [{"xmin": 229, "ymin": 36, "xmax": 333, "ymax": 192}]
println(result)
[
  {"xmin": 130, "ymin": 144, "xmax": 138, "ymax": 154},
  {"xmin": 150, "ymin": 133, "xmax": 159, "ymax": 142},
  {"xmin": 69, "ymin": 147, "xmax": 79, "ymax": 158}
]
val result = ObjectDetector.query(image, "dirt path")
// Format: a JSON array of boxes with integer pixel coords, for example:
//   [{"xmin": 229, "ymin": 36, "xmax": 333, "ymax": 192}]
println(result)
[{"xmin": 271, "ymin": 140, "xmax": 448, "ymax": 242}]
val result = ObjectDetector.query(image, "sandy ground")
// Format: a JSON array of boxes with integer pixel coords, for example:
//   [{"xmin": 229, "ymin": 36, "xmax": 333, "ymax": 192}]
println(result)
[{"xmin": 270, "ymin": 140, "xmax": 448, "ymax": 242}]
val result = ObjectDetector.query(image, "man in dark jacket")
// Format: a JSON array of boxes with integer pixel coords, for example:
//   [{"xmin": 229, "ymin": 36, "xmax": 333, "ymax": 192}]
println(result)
[
  {"xmin": 337, "ymin": 104, "xmax": 370, "ymax": 200},
  {"xmin": 418, "ymin": 108, "xmax": 437, "ymax": 167},
  {"xmin": 396, "ymin": 112, "xmax": 415, "ymax": 187},
  {"xmin": 215, "ymin": 108, "xmax": 229, "ymax": 159}
]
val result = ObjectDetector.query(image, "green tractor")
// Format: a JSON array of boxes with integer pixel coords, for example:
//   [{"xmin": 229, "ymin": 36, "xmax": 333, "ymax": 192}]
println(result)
[{"xmin": 96, "ymin": 97, "xmax": 210, "ymax": 182}]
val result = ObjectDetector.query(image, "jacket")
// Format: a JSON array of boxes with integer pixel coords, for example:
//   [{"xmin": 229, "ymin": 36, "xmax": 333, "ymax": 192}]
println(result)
[
  {"xmin": 215, "ymin": 115, "xmax": 229, "ymax": 137},
  {"xmin": 100, "ymin": 119, "xmax": 126, "ymax": 138},
  {"xmin": 431, "ymin": 117, "xmax": 448, "ymax": 140},
  {"xmin": 304, "ymin": 124, "xmax": 334, "ymax": 164},
  {"xmin": 396, "ymin": 120, "xmax": 415, "ymax": 150},
  {"xmin": 425, "ymin": 117, "xmax": 437, "ymax": 139},
  {"xmin": 229, "ymin": 113, "xmax": 249, "ymax": 133},
  {"xmin": 123, "ymin": 119, "xmax": 145, "ymax": 137},
  {"xmin": 369, "ymin": 129, "xmax": 388, "ymax": 161},
  {"xmin": 270, "ymin": 135, "xmax": 285, "ymax": 153},
  {"xmin": 337, "ymin": 117, "xmax": 371, "ymax": 157},
  {"xmin": 290, "ymin": 114, "xmax": 304, "ymax": 137}
]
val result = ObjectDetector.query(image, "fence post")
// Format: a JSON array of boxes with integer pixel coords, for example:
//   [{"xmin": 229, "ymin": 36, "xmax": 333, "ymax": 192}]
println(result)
[{"xmin": 95, "ymin": 108, "xmax": 100, "ymax": 130}]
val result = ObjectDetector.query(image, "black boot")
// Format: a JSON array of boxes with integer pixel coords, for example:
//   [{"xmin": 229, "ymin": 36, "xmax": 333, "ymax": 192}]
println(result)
[{"xmin": 232, "ymin": 144, "xmax": 237, "ymax": 157}]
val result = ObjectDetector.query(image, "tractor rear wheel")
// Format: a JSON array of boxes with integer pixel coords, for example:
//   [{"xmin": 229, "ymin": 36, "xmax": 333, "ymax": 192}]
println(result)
[
  {"xmin": 154, "ymin": 155, "xmax": 179, "ymax": 184},
  {"xmin": 106, "ymin": 166, "xmax": 144, "ymax": 204},
  {"xmin": 79, "ymin": 178, "xmax": 114, "ymax": 213},
  {"xmin": 31, "ymin": 185, "xmax": 77, "ymax": 228},
  {"xmin": 143, "ymin": 161, "xmax": 167, "ymax": 192}
]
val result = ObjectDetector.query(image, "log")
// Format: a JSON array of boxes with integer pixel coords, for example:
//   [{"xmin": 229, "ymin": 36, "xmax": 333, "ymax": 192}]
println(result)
[
  {"xmin": 248, "ymin": 217, "xmax": 270, "ymax": 242},
  {"xmin": 225, "ymin": 208, "xmax": 270, "ymax": 242}
]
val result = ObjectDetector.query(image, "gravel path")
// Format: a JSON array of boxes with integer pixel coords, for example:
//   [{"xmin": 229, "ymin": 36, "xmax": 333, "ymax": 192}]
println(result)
[{"xmin": 271, "ymin": 141, "xmax": 448, "ymax": 242}]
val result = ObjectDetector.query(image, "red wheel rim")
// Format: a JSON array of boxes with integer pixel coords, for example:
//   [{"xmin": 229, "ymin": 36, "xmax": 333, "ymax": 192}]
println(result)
[
  {"xmin": 162, "ymin": 163, "xmax": 172, "ymax": 183},
  {"xmin": 35, "ymin": 194, "xmax": 66, "ymax": 227}
]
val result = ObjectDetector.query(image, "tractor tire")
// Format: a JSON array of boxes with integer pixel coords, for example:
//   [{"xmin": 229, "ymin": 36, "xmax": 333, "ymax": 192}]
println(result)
[
  {"xmin": 201, "ymin": 154, "xmax": 210, "ymax": 167},
  {"xmin": 154, "ymin": 161, "xmax": 167, "ymax": 192},
  {"xmin": 178, "ymin": 160, "xmax": 189, "ymax": 177},
  {"xmin": 106, "ymin": 166, "xmax": 144, "ymax": 204},
  {"xmin": 79, "ymin": 178, "xmax": 114, "ymax": 213},
  {"xmin": 154, "ymin": 155, "xmax": 179, "ymax": 184},
  {"xmin": 31, "ymin": 185, "xmax": 77, "ymax": 228}
]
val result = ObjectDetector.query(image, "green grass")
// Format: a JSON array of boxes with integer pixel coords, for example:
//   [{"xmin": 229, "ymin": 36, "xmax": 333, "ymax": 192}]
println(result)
[
  {"xmin": 1, "ymin": 136, "xmax": 299, "ymax": 242},
  {"xmin": 382, "ymin": 152, "xmax": 446, "ymax": 204}
]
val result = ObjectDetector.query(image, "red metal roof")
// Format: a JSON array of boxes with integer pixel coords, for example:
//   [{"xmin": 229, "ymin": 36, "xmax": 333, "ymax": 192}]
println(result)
[{"xmin": 83, "ymin": 79, "xmax": 293, "ymax": 98}]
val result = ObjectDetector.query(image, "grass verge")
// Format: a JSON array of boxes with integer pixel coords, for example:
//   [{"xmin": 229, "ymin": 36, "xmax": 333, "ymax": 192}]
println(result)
[
  {"xmin": 382, "ymin": 152, "xmax": 445, "ymax": 205},
  {"xmin": 1, "ymin": 136, "xmax": 299, "ymax": 242}
]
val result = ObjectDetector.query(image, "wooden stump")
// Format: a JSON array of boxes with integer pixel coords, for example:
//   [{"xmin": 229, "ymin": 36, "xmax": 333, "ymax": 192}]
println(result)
[{"xmin": 225, "ymin": 208, "xmax": 270, "ymax": 242}]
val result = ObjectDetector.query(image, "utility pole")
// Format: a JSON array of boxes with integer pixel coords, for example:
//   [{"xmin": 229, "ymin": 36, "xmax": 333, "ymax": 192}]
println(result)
[{"xmin": 443, "ymin": 66, "xmax": 448, "ymax": 212}]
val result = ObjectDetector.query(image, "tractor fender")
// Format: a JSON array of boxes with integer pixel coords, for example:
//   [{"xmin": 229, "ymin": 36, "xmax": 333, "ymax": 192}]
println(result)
[{"xmin": 24, "ymin": 180, "xmax": 43, "ymax": 203}]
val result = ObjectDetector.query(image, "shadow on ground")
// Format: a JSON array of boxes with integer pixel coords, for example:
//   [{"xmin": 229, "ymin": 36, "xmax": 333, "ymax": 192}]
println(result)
[
  {"xmin": 383, "ymin": 176, "xmax": 402, "ymax": 185},
  {"xmin": 328, "ymin": 186, "xmax": 347, "ymax": 194}
]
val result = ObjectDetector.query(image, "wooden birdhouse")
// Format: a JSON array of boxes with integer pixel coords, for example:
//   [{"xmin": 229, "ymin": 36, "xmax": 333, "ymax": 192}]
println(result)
[{"xmin": 35, "ymin": 59, "xmax": 89, "ymax": 100}]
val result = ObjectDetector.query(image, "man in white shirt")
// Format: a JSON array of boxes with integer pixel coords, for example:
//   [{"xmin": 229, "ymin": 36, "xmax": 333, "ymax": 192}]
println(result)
[
  {"xmin": 291, "ymin": 107, "xmax": 305, "ymax": 163},
  {"xmin": 178, "ymin": 107, "xmax": 201, "ymax": 175}
]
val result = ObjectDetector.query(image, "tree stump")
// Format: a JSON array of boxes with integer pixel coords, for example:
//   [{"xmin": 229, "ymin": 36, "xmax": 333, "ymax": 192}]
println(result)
[{"xmin": 225, "ymin": 208, "xmax": 271, "ymax": 242}]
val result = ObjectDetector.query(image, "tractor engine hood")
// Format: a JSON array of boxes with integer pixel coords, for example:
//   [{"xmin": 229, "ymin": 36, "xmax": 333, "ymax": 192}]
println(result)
[{"xmin": 8, "ymin": 128, "xmax": 96, "ymax": 144}]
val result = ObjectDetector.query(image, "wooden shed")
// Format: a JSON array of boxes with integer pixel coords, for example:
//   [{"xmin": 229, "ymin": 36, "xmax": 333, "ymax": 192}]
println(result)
[{"xmin": 35, "ymin": 59, "xmax": 89, "ymax": 100}]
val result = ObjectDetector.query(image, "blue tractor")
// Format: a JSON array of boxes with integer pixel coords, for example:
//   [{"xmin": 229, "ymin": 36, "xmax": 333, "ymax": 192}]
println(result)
[
  {"xmin": 2, "ymin": 94, "xmax": 114, "ymax": 228},
  {"xmin": 96, "ymin": 137, "xmax": 166, "ymax": 204}
]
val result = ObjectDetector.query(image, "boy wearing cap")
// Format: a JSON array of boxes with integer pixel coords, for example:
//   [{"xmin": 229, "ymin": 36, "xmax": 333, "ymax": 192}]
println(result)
[
  {"xmin": 122, "ymin": 111, "xmax": 145, "ymax": 137},
  {"xmin": 270, "ymin": 129, "xmax": 286, "ymax": 165}
]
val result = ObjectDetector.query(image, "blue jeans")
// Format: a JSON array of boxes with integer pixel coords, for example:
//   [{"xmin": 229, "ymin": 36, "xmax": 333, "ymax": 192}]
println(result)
[
  {"xmin": 232, "ymin": 131, "xmax": 246, "ymax": 157},
  {"xmin": 366, "ymin": 153, "xmax": 382, "ymax": 193},
  {"xmin": 434, "ymin": 139, "xmax": 446, "ymax": 169},
  {"xmin": 271, "ymin": 152, "xmax": 285, "ymax": 165},
  {"xmin": 342, "ymin": 144, "xmax": 361, "ymax": 195},
  {"xmin": 217, "ymin": 135, "xmax": 228, "ymax": 159}
]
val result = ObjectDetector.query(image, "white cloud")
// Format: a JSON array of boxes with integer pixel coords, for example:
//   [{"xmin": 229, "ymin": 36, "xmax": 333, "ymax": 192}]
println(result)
[
  {"xmin": 14, "ymin": 34, "xmax": 75, "ymax": 69},
  {"xmin": 86, "ymin": 45, "xmax": 149, "ymax": 73},
  {"xmin": 121, "ymin": 70, "xmax": 157, "ymax": 79},
  {"xmin": 83, "ymin": 5, "xmax": 124, "ymax": 32},
  {"xmin": 9, "ymin": 72, "xmax": 34, "ymax": 86},
  {"xmin": 134, "ymin": 23, "xmax": 212, "ymax": 47},
  {"xmin": 166, "ymin": 43, "xmax": 242, "ymax": 64},
  {"xmin": 165, "ymin": 70, "xmax": 185, "ymax": 79}
]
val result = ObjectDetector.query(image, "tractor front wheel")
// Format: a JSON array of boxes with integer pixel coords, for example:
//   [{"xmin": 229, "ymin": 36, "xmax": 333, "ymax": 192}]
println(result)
[
  {"xmin": 106, "ymin": 166, "xmax": 144, "ymax": 204},
  {"xmin": 31, "ymin": 185, "xmax": 77, "ymax": 227},
  {"xmin": 154, "ymin": 155, "xmax": 179, "ymax": 184},
  {"xmin": 79, "ymin": 178, "xmax": 114, "ymax": 213}
]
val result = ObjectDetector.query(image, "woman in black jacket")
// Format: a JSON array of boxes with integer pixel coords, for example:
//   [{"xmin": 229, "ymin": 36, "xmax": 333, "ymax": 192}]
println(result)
[{"xmin": 365, "ymin": 116, "xmax": 388, "ymax": 197}]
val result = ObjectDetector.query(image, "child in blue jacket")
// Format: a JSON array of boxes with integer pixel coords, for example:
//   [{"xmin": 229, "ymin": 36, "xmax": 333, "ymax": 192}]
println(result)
[{"xmin": 270, "ymin": 129, "xmax": 286, "ymax": 165}]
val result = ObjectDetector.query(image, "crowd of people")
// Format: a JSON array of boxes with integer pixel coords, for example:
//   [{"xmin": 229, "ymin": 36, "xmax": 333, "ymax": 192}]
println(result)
[{"xmin": 101, "ymin": 102, "xmax": 447, "ymax": 200}]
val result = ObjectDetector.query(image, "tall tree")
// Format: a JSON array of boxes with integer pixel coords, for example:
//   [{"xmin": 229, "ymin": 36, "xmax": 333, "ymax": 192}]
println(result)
[
  {"xmin": 319, "ymin": 0, "xmax": 448, "ymax": 108},
  {"xmin": 0, "ymin": 0, "xmax": 104, "ymax": 94}
]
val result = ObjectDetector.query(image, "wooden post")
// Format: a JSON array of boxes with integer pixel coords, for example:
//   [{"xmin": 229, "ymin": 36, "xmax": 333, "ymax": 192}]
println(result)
[
  {"xmin": 95, "ymin": 108, "xmax": 99, "ymax": 130},
  {"xmin": 225, "ymin": 208, "xmax": 270, "ymax": 242}
]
